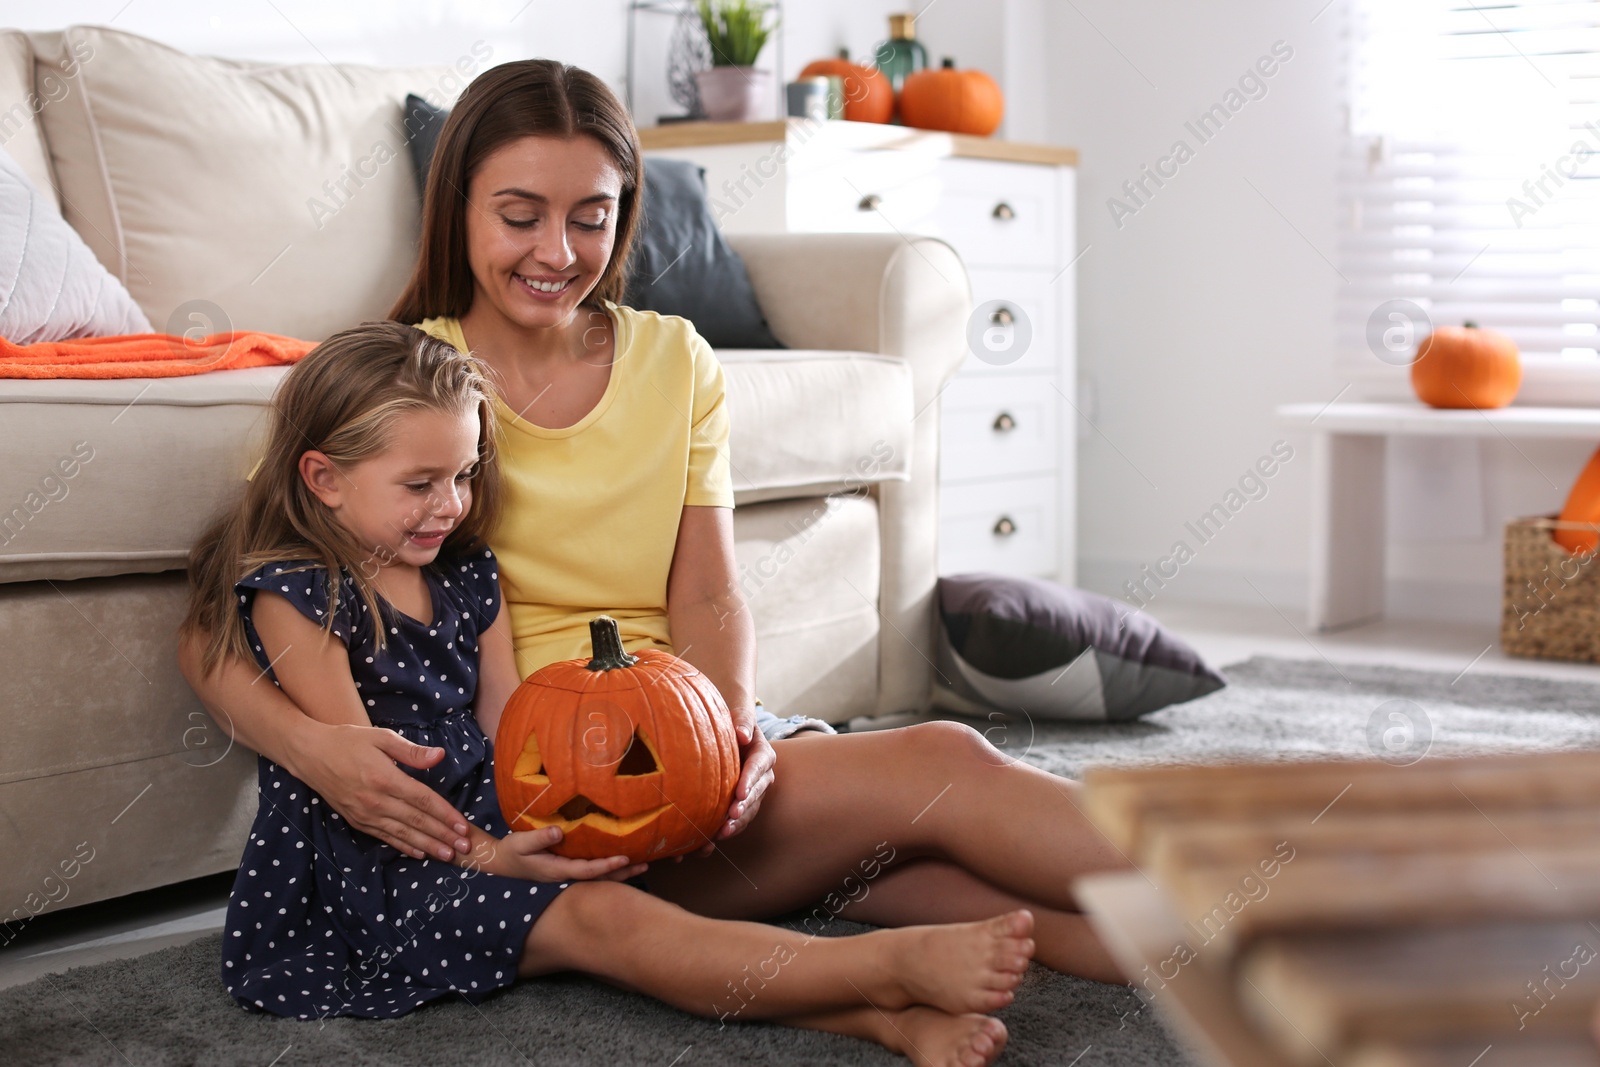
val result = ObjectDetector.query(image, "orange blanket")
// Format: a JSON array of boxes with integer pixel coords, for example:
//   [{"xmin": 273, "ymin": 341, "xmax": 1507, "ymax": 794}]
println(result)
[{"xmin": 0, "ymin": 331, "xmax": 316, "ymax": 379}]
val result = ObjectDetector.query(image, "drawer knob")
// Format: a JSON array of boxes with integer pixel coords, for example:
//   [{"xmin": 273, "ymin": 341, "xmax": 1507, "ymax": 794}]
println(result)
[
  {"xmin": 992, "ymin": 201, "xmax": 1016, "ymax": 221},
  {"xmin": 990, "ymin": 306, "xmax": 1015, "ymax": 327},
  {"xmin": 858, "ymin": 193, "xmax": 883, "ymax": 211},
  {"xmin": 992, "ymin": 412, "xmax": 1017, "ymax": 433},
  {"xmin": 993, "ymin": 516, "xmax": 1018, "ymax": 538}
]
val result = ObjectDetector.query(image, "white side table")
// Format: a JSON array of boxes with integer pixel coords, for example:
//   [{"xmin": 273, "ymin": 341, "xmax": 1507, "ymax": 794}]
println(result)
[{"xmin": 1276, "ymin": 402, "xmax": 1600, "ymax": 631}]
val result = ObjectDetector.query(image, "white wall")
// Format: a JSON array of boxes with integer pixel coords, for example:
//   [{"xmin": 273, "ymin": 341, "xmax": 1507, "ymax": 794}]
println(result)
[
  {"xmin": 4, "ymin": 0, "xmax": 1574, "ymax": 623},
  {"xmin": 1040, "ymin": 0, "xmax": 1594, "ymax": 623},
  {"xmin": 0, "ymin": 1, "xmax": 947, "ymax": 127},
  {"xmin": 916, "ymin": 0, "xmax": 1046, "ymax": 141}
]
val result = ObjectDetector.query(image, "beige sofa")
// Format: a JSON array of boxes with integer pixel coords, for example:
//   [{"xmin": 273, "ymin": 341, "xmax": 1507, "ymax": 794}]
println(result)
[{"xmin": 0, "ymin": 26, "xmax": 969, "ymax": 920}]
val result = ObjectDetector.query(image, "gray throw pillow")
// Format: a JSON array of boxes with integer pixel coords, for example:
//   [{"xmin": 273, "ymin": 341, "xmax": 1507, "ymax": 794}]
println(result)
[
  {"xmin": 936, "ymin": 573, "xmax": 1226, "ymax": 722},
  {"xmin": 401, "ymin": 93, "xmax": 446, "ymax": 198},
  {"xmin": 0, "ymin": 145, "xmax": 151, "ymax": 343},
  {"xmin": 622, "ymin": 157, "xmax": 783, "ymax": 349}
]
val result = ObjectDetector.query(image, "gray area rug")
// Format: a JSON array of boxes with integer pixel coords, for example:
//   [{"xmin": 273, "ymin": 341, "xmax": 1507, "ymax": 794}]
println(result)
[{"xmin": 8, "ymin": 656, "xmax": 1600, "ymax": 1066}]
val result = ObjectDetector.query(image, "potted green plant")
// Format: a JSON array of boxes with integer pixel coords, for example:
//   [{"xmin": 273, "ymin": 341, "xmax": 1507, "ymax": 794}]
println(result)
[{"xmin": 693, "ymin": 0, "xmax": 778, "ymax": 122}]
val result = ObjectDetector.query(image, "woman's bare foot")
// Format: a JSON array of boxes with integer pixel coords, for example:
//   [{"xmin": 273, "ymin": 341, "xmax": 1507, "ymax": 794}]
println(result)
[
  {"xmin": 887, "ymin": 1005, "xmax": 1008, "ymax": 1067},
  {"xmin": 880, "ymin": 909, "xmax": 1036, "ymax": 1014}
]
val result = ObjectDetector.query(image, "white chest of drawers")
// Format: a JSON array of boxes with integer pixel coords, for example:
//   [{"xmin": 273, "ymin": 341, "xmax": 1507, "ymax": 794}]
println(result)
[{"xmin": 640, "ymin": 118, "xmax": 1078, "ymax": 584}]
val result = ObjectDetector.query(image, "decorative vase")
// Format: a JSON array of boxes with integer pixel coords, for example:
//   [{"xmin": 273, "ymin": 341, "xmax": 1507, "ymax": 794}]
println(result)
[
  {"xmin": 873, "ymin": 11, "xmax": 929, "ymax": 124},
  {"xmin": 694, "ymin": 67, "xmax": 772, "ymax": 122}
]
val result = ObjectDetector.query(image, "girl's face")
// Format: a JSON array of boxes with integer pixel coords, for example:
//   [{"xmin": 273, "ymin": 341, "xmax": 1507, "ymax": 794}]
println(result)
[
  {"xmin": 463, "ymin": 133, "xmax": 624, "ymax": 330},
  {"xmin": 304, "ymin": 405, "xmax": 482, "ymax": 571}
]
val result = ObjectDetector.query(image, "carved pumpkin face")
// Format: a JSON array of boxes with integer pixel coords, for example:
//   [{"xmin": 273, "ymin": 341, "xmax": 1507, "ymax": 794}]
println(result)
[{"xmin": 494, "ymin": 617, "xmax": 740, "ymax": 862}]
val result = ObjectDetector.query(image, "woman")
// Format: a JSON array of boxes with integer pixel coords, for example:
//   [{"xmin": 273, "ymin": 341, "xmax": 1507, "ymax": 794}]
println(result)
[{"xmin": 178, "ymin": 57, "xmax": 1126, "ymax": 1046}]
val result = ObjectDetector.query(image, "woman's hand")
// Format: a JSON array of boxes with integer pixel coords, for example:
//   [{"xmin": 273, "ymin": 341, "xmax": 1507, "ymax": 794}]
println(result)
[
  {"xmin": 721, "ymin": 713, "xmax": 776, "ymax": 840},
  {"xmin": 489, "ymin": 827, "xmax": 648, "ymax": 883},
  {"xmin": 678, "ymin": 711, "xmax": 776, "ymax": 861},
  {"xmin": 289, "ymin": 722, "xmax": 474, "ymax": 861},
  {"xmin": 665, "ymin": 505, "xmax": 770, "ymax": 859}
]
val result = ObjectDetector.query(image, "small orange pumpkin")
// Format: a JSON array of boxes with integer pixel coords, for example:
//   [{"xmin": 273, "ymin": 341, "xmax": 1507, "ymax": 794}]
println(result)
[
  {"xmin": 494, "ymin": 616, "xmax": 739, "ymax": 862},
  {"xmin": 799, "ymin": 51, "xmax": 893, "ymax": 123},
  {"xmin": 898, "ymin": 57, "xmax": 1004, "ymax": 136},
  {"xmin": 1410, "ymin": 321, "xmax": 1521, "ymax": 409},
  {"xmin": 1554, "ymin": 446, "xmax": 1600, "ymax": 554}
]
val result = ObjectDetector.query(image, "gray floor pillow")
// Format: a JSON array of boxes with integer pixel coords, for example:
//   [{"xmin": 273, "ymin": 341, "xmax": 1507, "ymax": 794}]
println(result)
[{"xmin": 936, "ymin": 573, "xmax": 1226, "ymax": 722}]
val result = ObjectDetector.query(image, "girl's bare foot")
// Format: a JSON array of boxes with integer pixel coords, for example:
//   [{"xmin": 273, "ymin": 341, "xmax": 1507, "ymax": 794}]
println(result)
[
  {"xmin": 887, "ymin": 1005, "xmax": 1008, "ymax": 1067},
  {"xmin": 882, "ymin": 909, "xmax": 1036, "ymax": 1014}
]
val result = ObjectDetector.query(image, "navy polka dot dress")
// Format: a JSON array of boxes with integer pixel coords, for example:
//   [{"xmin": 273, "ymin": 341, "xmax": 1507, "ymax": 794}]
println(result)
[{"xmin": 222, "ymin": 545, "xmax": 574, "ymax": 1019}]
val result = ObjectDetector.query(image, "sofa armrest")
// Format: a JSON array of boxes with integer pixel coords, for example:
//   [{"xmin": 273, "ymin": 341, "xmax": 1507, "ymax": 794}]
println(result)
[
  {"xmin": 729, "ymin": 232, "xmax": 971, "ymax": 395},
  {"xmin": 728, "ymin": 232, "xmax": 971, "ymax": 717}
]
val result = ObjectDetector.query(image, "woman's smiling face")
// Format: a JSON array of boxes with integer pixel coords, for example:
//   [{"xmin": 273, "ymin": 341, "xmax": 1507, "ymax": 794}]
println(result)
[{"xmin": 463, "ymin": 133, "xmax": 624, "ymax": 330}]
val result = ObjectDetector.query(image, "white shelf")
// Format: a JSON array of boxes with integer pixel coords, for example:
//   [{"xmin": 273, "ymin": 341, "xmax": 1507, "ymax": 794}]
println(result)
[
  {"xmin": 1277, "ymin": 401, "xmax": 1600, "ymax": 438},
  {"xmin": 1277, "ymin": 400, "xmax": 1600, "ymax": 632}
]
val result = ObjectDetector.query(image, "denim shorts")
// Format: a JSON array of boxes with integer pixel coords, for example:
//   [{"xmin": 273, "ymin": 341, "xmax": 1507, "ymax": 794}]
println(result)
[{"xmin": 754, "ymin": 702, "xmax": 838, "ymax": 742}]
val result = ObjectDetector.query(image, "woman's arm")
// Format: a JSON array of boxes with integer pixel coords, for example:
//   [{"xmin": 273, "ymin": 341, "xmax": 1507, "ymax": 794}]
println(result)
[
  {"xmin": 176, "ymin": 629, "xmax": 473, "ymax": 862},
  {"xmin": 666, "ymin": 504, "xmax": 776, "ymax": 843}
]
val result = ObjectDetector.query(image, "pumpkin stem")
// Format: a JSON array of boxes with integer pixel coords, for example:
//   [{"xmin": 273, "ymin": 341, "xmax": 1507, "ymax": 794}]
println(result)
[
  {"xmin": 586, "ymin": 615, "xmax": 639, "ymax": 671},
  {"xmin": 941, "ymin": 56, "xmax": 955, "ymax": 68},
  {"xmin": 1464, "ymin": 320, "xmax": 1479, "ymax": 329},
  {"xmin": 837, "ymin": 46, "xmax": 849, "ymax": 60}
]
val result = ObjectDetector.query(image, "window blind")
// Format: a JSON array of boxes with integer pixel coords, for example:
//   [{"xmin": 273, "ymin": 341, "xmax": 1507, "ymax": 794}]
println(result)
[{"xmin": 1340, "ymin": 0, "xmax": 1600, "ymax": 366}]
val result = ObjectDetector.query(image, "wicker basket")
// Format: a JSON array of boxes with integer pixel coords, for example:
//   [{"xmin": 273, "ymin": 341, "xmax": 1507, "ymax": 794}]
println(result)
[{"xmin": 1501, "ymin": 515, "xmax": 1600, "ymax": 662}]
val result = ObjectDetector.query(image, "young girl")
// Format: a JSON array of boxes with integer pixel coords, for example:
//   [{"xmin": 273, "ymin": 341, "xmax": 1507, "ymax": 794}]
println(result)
[{"xmin": 181, "ymin": 321, "xmax": 1034, "ymax": 1067}]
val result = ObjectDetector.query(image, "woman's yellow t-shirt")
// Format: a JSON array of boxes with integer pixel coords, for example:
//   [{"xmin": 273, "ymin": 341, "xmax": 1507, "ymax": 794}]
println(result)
[{"xmin": 417, "ymin": 301, "xmax": 734, "ymax": 680}]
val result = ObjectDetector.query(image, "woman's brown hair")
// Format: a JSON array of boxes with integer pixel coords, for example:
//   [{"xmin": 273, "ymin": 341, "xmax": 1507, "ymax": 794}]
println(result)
[
  {"xmin": 389, "ymin": 59, "xmax": 643, "ymax": 323},
  {"xmin": 181, "ymin": 321, "xmax": 504, "ymax": 679}
]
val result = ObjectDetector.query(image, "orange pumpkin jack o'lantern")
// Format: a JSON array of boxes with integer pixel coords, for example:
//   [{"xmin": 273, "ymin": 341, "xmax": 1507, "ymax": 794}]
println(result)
[{"xmin": 494, "ymin": 616, "xmax": 740, "ymax": 862}]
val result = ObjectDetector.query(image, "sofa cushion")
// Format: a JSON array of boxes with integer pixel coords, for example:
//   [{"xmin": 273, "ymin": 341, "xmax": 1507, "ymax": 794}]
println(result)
[
  {"xmin": 0, "ymin": 142, "xmax": 151, "ymax": 343},
  {"xmin": 720, "ymin": 349, "xmax": 911, "ymax": 504},
  {"xmin": 0, "ymin": 367, "xmax": 279, "ymax": 584},
  {"xmin": 734, "ymin": 494, "xmax": 881, "ymax": 720},
  {"xmin": 0, "ymin": 30, "xmax": 60, "ymax": 210},
  {"xmin": 28, "ymin": 26, "xmax": 483, "ymax": 341},
  {"xmin": 0, "ymin": 351, "xmax": 911, "ymax": 584}
]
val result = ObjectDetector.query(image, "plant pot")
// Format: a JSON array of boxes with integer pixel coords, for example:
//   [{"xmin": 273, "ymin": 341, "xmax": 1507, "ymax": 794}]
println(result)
[{"xmin": 694, "ymin": 67, "xmax": 772, "ymax": 122}]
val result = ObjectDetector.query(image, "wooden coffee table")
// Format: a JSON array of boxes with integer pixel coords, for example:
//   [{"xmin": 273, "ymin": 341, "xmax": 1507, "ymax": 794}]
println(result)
[{"xmin": 1077, "ymin": 871, "xmax": 1289, "ymax": 1067}]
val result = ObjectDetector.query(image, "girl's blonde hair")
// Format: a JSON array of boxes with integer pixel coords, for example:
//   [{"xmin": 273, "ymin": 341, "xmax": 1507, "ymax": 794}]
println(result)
[{"xmin": 182, "ymin": 321, "xmax": 503, "ymax": 679}]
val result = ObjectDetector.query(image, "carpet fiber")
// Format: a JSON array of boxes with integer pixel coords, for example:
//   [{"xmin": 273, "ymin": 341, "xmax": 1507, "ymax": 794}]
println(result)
[{"xmin": 10, "ymin": 656, "xmax": 1600, "ymax": 1066}]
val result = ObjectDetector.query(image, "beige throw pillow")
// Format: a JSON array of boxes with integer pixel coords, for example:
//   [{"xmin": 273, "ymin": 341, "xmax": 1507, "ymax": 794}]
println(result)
[{"xmin": 30, "ymin": 26, "xmax": 482, "ymax": 341}]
